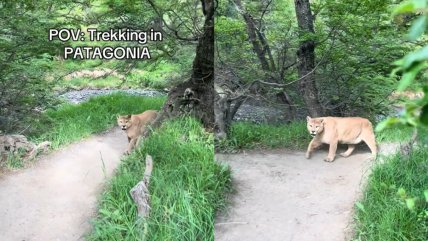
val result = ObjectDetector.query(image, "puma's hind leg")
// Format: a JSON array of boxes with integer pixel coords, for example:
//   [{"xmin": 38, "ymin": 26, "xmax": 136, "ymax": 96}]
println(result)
[
  {"xmin": 363, "ymin": 132, "xmax": 377, "ymax": 159},
  {"xmin": 340, "ymin": 144, "xmax": 356, "ymax": 157}
]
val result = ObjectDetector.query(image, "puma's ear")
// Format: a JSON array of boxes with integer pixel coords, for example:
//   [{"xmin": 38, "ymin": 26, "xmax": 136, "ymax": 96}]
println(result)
[
  {"xmin": 306, "ymin": 116, "xmax": 311, "ymax": 121},
  {"xmin": 127, "ymin": 114, "xmax": 132, "ymax": 119},
  {"xmin": 116, "ymin": 114, "xmax": 120, "ymax": 119}
]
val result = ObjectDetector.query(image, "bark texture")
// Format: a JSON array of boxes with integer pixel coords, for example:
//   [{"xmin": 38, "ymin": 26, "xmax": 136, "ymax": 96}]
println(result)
[{"xmin": 294, "ymin": 0, "xmax": 324, "ymax": 117}]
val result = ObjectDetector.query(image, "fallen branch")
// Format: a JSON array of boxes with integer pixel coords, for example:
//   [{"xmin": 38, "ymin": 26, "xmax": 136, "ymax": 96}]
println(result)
[{"xmin": 130, "ymin": 154, "xmax": 154, "ymax": 218}]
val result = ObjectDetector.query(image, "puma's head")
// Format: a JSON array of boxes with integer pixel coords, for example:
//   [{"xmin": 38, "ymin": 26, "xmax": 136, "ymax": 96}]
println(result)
[
  {"xmin": 117, "ymin": 114, "xmax": 132, "ymax": 130},
  {"xmin": 306, "ymin": 116, "xmax": 324, "ymax": 137}
]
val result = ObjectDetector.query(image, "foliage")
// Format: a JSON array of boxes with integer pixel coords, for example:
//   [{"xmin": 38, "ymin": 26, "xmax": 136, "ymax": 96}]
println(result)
[
  {"xmin": 354, "ymin": 148, "xmax": 428, "ymax": 241},
  {"xmin": 354, "ymin": 2, "xmax": 428, "ymax": 240},
  {"xmin": 377, "ymin": 0, "xmax": 428, "ymax": 130},
  {"xmin": 88, "ymin": 117, "xmax": 231, "ymax": 241},
  {"xmin": 0, "ymin": 0, "xmax": 199, "ymax": 135},
  {"xmin": 313, "ymin": 0, "xmax": 410, "ymax": 118},
  {"xmin": 31, "ymin": 94, "xmax": 165, "ymax": 148},
  {"xmin": 50, "ymin": 0, "xmax": 199, "ymax": 90},
  {"xmin": 216, "ymin": 0, "xmax": 416, "ymax": 119},
  {"xmin": 0, "ymin": 1, "xmax": 70, "ymax": 133}
]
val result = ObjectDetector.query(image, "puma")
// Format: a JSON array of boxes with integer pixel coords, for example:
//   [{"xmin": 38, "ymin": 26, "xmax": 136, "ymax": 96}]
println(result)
[
  {"xmin": 117, "ymin": 110, "xmax": 158, "ymax": 154},
  {"xmin": 305, "ymin": 116, "xmax": 377, "ymax": 162}
]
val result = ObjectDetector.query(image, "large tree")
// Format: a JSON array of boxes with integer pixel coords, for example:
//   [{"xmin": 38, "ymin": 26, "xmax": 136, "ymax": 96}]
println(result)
[
  {"xmin": 149, "ymin": 0, "xmax": 214, "ymax": 129},
  {"xmin": 294, "ymin": 0, "xmax": 323, "ymax": 117}
]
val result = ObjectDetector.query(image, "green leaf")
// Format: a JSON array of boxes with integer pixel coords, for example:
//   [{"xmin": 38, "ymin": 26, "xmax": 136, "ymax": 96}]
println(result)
[
  {"xmin": 412, "ymin": 0, "xmax": 427, "ymax": 9},
  {"xmin": 398, "ymin": 71, "xmax": 417, "ymax": 91},
  {"xmin": 390, "ymin": 66, "xmax": 402, "ymax": 77},
  {"xmin": 355, "ymin": 202, "xmax": 366, "ymax": 213},
  {"xmin": 398, "ymin": 62, "xmax": 425, "ymax": 91},
  {"xmin": 402, "ymin": 46, "xmax": 428, "ymax": 70},
  {"xmin": 424, "ymin": 190, "xmax": 428, "ymax": 202},
  {"xmin": 397, "ymin": 187, "xmax": 407, "ymax": 199},
  {"xmin": 405, "ymin": 198, "xmax": 416, "ymax": 210},
  {"xmin": 420, "ymin": 104, "xmax": 428, "ymax": 126},
  {"xmin": 393, "ymin": 1, "xmax": 415, "ymax": 15},
  {"xmin": 408, "ymin": 15, "xmax": 427, "ymax": 41},
  {"xmin": 376, "ymin": 117, "xmax": 400, "ymax": 132}
]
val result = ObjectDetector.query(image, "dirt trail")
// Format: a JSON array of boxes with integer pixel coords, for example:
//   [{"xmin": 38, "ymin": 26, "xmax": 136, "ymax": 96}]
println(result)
[
  {"xmin": 215, "ymin": 145, "xmax": 396, "ymax": 241},
  {"xmin": 0, "ymin": 128, "xmax": 127, "ymax": 241}
]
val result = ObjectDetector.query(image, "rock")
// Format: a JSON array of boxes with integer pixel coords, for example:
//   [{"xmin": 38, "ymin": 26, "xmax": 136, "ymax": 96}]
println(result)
[{"xmin": 0, "ymin": 135, "xmax": 51, "ymax": 165}]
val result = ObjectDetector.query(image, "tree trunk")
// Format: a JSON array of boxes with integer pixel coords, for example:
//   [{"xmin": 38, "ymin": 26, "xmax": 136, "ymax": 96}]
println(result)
[
  {"xmin": 294, "ymin": 0, "xmax": 324, "ymax": 117},
  {"xmin": 155, "ymin": 0, "xmax": 214, "ymax": 128},
  {"xmin": 234, "ymin": 0, "xmax": 274, "ymax": 73}
]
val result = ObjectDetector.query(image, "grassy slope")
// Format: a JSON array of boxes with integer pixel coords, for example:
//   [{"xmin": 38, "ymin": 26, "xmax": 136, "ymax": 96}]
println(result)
[
  {"xmin": 88, "ymin": 118, "xmax": 231, "ymax": 241},
  {"xmin": 354, "ymin": 148, "xmax": 428, "ymax": 240},
  {"xmin": 32, "ymin": 93, "xmax": 165, "ymax": 148}
]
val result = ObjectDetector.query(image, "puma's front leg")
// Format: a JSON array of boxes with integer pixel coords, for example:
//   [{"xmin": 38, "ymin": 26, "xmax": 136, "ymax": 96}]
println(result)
[
  {"xmin": 125, "ymin": 137, "xmax": 138, "ymax": 155},
  {"xmin": 325, "ymin": 140, "xmax": 338, "ymax": 162},
  {"xmin": 306, "ymin": 139, "xmax": 321, "ymax": 159}
]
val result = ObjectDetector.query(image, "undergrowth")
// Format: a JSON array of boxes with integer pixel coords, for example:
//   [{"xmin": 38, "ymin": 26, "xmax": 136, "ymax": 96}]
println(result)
[
  {"xmin": 354, "ymin": 147, "xmax": 428, "ymax": 241},
  {"xmin": 88, "ymin": 117, "xmax": 231, "ymax": 241}
]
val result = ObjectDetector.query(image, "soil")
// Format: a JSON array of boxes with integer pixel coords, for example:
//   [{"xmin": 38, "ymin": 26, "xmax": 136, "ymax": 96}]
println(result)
[
  {"xmin": 215, "ymin": 144, "xmax": 397, "ymax": 241},
  {"xmin": 0, "ymin": 128, "xmax": 127, "ymax": 241}
]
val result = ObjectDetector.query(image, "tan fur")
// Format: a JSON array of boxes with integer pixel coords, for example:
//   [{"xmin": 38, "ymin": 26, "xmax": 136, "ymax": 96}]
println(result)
[
  {"xmin": 117, "ymin": 110, "xmax": 158, "ymax": 154},
  {"xmin": 305, "ymin": 116, "xmax": 377, "ymax": 162}
]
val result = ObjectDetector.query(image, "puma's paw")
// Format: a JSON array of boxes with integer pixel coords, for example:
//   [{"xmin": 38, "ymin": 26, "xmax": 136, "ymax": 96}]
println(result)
[
  {"xmin": 340, "ymin": 152, "xmax": 350, "ymax": 157},
  {"xmin": 305, "ymin": 152, "xmax": 311, "ymax": 159},
  {"xmin": 324, "ymin": 156, "xmax": 335, "ymax": 162}
]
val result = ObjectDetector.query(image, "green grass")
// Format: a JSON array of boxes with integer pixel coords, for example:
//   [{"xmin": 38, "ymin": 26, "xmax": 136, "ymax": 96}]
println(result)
[
  {"xmin": 376, "ymin": 125, "xmax": 414, "ymax": 143},
  {"xmin": 376, "ymin": 125, "xmax": 428, "ymax": 144},
  {"xmin": 88, "ymin": 117, "xmax": 231, "ymax": 241},
  {"xmin": 31, "ymin": 93, "xmax": 165, "ymax": 148},
  {"xmin": 353, "ymin": 147, "xmax": 428, "ymax": 241},
  {"xmin": 217, "ymin": 121, "xmax": 311, "ymax": 151},
  {"xmin": 1, "ymin": 149, "xmax": 26, "ymax": 170},
  {"xmin": 58, "ymin": 76, "xmax": 125, "ymax": 90}
]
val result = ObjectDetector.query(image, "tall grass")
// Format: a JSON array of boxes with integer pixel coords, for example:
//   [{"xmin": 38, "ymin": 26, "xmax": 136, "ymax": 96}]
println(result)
[
  {"xmin": 88, "ymin": 117, "xmax": 231, "ymax": 241},
  {"xmin": 32, "ymin": 93, "xmax": 165, "ymax": 148},
  {"xmin": 217, "ymin": 121, "xmax": 311, "ymax": 151},
  {"xmin": 353, "ymin": 148, "xmax": 428, "ymax": 241}
]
